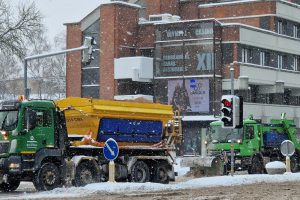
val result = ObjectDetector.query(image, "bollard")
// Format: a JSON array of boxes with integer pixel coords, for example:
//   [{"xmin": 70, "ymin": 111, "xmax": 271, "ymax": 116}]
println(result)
[
  {"xmin": 109, "ymin": 160, "xmax": 116, "ymax": 182},
  {"xmin": 286, "ymin": 156, "xmax": 291, "ymax": 173}
]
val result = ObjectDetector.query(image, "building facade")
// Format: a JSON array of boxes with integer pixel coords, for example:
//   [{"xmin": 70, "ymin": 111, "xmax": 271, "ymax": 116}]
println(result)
[{"xmin": 65, "ymin": 0, "xmax": 300, "ymax": 154}]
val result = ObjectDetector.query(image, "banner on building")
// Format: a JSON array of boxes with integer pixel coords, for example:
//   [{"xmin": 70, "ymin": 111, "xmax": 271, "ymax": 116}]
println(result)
[{"xmin": 168, "ymin": 79, "xmax": 209, "ymax": 113}]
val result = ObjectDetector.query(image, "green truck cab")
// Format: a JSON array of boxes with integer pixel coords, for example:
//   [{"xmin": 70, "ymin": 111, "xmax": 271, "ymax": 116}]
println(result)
[
  {"xmin": 0, "ymin": 100, "xmax": 68, "ymax": 191},
  {"xmin": 207, "ymin": 117, "xmax": 300, "ymax": 174}
]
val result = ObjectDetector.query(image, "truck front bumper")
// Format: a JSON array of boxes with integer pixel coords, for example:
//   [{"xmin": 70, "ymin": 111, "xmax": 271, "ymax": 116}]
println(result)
[{"xmin": 0, "ymin": 156, "xmax": 22, "ymax": 174}]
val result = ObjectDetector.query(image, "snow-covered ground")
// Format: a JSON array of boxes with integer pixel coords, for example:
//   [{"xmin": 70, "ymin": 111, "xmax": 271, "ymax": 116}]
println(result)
[{"xmin": 2, "ymin": 159, "xmax": 298, "ymax": 200}]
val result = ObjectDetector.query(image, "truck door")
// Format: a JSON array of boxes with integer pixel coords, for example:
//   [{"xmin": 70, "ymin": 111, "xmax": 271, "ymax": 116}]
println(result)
[
  {"xmin": 24, "ymin": 108, "xmax": 54, "ymax": 152},
  {"xmin": 243, "ymin": 125, "xmax": 260, "ymax": 156}
]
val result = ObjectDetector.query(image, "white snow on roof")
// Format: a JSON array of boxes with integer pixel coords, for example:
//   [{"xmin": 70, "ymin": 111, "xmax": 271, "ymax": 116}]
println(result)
[
  {"xmin": 198, "ymin": 0, "xmax": 300, "ymax": 9},
  {"xmin": 182, "ymin": 115, "xmax": 219, "ymax": 121},
  {"xmin": 102, "ymin": 1, "xmax": 141, "ymax": 9}
]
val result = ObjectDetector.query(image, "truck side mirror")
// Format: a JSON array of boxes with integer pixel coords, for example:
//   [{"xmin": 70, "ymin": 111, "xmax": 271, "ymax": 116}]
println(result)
[{"xmin": 25, "ymin": 108, "xmax": 37, "ymax": 131}]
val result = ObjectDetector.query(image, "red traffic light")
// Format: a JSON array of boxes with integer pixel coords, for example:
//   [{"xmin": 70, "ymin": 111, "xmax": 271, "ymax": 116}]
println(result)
[{"xmin": 222, "ymin": 99, "xmax": 232, "ymax": 107}]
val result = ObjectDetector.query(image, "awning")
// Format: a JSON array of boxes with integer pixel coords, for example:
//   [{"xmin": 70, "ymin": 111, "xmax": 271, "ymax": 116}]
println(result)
[{"xmin": 182, "ymin": 115, "xmax": 219, "ymax": 121}]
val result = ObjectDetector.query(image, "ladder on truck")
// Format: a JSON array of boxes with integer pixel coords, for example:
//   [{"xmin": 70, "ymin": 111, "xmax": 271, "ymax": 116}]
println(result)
[{"xmin": 166, "ymin": 110, "xmax": 182, "ymax": 146}]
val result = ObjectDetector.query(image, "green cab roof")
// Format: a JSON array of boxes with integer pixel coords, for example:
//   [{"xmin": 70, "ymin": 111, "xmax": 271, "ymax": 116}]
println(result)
[{"xmin": 210, "ymin": 118, "xmax": 257, "ymax": 126}]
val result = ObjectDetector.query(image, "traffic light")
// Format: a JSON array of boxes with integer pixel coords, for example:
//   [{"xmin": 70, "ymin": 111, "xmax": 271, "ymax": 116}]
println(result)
[
  {"xmin": 82, "ymin": 36, "xmax": 96, "ymax": 64},
  {"xmin": 221, "ymin": 95, "xmax": 243, "ymax": 129}
]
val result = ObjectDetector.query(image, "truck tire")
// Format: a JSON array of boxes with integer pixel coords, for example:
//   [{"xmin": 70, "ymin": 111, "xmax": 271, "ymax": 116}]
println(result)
[
  {"xmin": 130, "ymin": 161, "xmax": 150, "ymax": 183},
  {"xmin": 0, "ymin": 178, "xmax": 20, "ymax": 192},
  {"xmin": 74, "ymin": 161, "xmax": 100, "ymax": 187},
  {"xmin": 152, "ymin": 163, "xmax": 170, "ymax": 184},
  {"xmin": 248, "ymin": 156, "xmax": 264, "ymax": 174},
  {"xmin": 33, "ymin": 162, "xmax": 61, "ymax": 191}
]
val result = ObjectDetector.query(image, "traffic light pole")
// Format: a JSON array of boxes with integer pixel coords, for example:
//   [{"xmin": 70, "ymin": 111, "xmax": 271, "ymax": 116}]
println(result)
[
  {"xmin": 230, "ymin": 63, "xmax": 234, "ymax": 176},
  {"xmin": 23, "ymin": 45, "xmax": 89, "ymax": 99}
]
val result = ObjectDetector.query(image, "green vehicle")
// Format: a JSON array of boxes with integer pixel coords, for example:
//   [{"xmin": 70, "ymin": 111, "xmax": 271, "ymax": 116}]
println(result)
[
  {"xmin": 0, "ymin": 98, "xmax": 179, "ymax": 192},
  {"xmin": 181, "ymin": 116, "xmax": 300, "ymax": 174}
]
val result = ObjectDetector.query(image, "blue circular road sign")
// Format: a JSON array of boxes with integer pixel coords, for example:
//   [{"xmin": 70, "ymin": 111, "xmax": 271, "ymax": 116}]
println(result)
[{"xmin": 103, "ymin": 138, "xmax": 119, "ymax": 161}]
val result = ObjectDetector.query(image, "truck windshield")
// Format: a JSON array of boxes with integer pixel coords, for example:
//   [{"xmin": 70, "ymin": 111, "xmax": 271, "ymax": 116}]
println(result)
[
  {"xmin": 0, "ymin": 110, "xmax": 18, "ymax": 131},
  {"xmin": 208, "ymin": 125, "xmax": 243, "ymax": 143}
]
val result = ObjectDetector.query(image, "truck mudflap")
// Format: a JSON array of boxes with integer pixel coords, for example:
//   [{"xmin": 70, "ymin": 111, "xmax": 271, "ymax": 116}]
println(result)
[{"xmin": 180, "ymin": 156, "xmax": 224, "ymax": 176}]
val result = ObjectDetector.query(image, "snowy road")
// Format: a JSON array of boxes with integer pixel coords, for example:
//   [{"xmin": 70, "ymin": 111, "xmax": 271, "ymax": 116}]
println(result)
[{"xmin": 1, "ymin": 173, "xmax": 300, "ymax": 199}]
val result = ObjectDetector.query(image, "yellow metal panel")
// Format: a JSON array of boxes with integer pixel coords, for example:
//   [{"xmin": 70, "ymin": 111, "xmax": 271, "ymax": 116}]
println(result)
[{"xmin": 55, "ymin": 97, "xmax": 179, "ymax": 144}]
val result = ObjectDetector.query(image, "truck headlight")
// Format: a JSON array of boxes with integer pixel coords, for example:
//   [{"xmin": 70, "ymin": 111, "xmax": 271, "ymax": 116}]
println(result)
[
  {"xmin": 237, "ymin": 139, "xmax": 242, "ymax": 144},
  {"xmin": 1, "ymin": 131, "xmax": 8, "ymax": 141},
  {"xmin": 9, "ymin": 163, "xmax": 20, "ymax": 169}
]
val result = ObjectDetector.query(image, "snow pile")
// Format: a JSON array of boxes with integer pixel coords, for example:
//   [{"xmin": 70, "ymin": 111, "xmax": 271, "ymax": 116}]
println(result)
[
  {"xmin": 266, "ymin": 161, "xmax": 285, "ymax": 169},
  {"xmin": 12, "ymin": 173, "xmax": 300, "ymax": 200},
  {"xmin": 265, "ymin": 161, "xmax": 286, "ymax": 175},
  {"xmin": 174, "ymin": 157, "xmax": 190, "ymax": 176}
]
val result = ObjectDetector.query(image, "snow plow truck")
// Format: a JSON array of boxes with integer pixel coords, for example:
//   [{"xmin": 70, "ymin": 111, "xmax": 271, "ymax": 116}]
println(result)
[
  {"xmin": 0, "ymin": 97, "xmax": 181, "ymax": 191},
  {"xmin": 181, "ymin": 116, "xmax": 300, "ymax": 175}
]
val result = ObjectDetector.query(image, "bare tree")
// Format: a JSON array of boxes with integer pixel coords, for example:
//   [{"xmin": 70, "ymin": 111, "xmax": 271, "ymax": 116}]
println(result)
[
  {"xmin": 27, "ymin": 31, "xmax": 66, "ymax": 99},
  {"xmin": 0, "ymin": 1, "xmax": 44, "ymax": 99},
  {"xmin": 0, "ymin": 0, "xmax": 43, "ymax": 58}
]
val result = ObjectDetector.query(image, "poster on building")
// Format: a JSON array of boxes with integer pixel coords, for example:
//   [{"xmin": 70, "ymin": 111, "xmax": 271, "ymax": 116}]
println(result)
[{"xmin": 168, "ymin": 79, "xmax": 209, "ymax": 113}]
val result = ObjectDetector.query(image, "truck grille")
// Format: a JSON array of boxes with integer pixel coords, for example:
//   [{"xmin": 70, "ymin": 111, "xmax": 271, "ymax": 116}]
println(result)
[{"xmin": 0, "ymin": 142, "xmax": 9, "ymax": 154}]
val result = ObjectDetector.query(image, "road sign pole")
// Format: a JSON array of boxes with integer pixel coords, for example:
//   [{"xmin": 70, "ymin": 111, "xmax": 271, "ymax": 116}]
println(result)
[
  {"xmin": 109, "ymin": 160, "xmax": 116, "ymax": 182},
  {"xmin": 286, "ymin": 156, "xmax": 291, "ymax": 173}
]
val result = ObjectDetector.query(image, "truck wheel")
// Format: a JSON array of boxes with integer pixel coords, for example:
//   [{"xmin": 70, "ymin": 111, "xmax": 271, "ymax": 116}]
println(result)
[
  {"xmin": 0, "ymin": 178, "xmax": 20, "ymax": 192},
  {"xmin": 33, "ymin": 162, "xmax": 61, "ymax": 191},
  {"xmin": 248, "ymin": 156, "xmax": 264, "ymax": 174},
  {"xmin": 74, "ymin": 162, "xmax": 100, "ymax": 187},
  {"xmin": 153, "ymin": 163, "xmax": 170, "ymax": 184},
  {"xmin": 130, "ymin": 161, "xmax": 150, "ymax": 183}
]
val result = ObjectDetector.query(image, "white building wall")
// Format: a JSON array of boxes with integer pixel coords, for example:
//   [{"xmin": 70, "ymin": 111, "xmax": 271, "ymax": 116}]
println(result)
[{"xmin": 244, "ymin": 102, "xmax": 300, "ymax": 127}]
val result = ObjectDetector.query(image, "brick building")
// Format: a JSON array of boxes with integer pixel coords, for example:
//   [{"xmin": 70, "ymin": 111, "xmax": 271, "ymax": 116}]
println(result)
[{"xmin": 65, "ymin": 0, "xmax": 300, "ymax": 154}]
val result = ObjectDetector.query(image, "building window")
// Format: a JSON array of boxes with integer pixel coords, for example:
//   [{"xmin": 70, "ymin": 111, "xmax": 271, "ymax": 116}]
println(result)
[
  {"xmin": 278, "ymin": 20, "xmax": 283, "ymax": 34},
  {"xmin": 294, "ymin": 25, "xmax": 299, "ymax": 38},
  {"xmin": 293, "ymin": 56, "xmax": 298, "ymax": 71},
  {"xmin": 140, "ymin": 48, "xmax": 154, "ymax": 57},
  {"xmin": 296, "ymin": 56, "xmax": 300, "ymax": 72},
  {"xmin": 242, "ymin": 48, "xmax": 252, "ymax": 63},
  {"xmin": 260, "ymin": 51, "xmax": 270, "ymax": 66},
  {"xmin": 278, "ymin": 55, "xmax": 283, "ymax": 69},
  {"xmin": 130, "ymin": 48, "xmax": 136, "ymax": 56},
  {"xmin": 278, "ymin": 54, "xmax": 288, "ymax": 70}
]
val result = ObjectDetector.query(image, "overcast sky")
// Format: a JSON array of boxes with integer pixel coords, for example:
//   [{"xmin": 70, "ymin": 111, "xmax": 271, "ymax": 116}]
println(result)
[{"xmin": 10, "ymin": 0, "xmax": 110, "ymax": 41}]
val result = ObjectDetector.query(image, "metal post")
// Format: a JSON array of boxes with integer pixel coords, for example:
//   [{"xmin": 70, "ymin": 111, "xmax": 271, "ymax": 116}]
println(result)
[
  {"xmin": 23, "ymin": 43, "xmax": 91, "ymax": 99},
  {"xmin": 230, "ymin": 63, "xmax": 234, "ymax": 176},
  {"xmin": 286, "ymin": 156, "xmax": 291, "ymax": 173},
  {"xmin": 24, "ymin": 59, "xmax": 29, "ymax": 99},
  {"xmin": 230, "ymin": 63, "xmax": 234, "ymax": 95},
  {"xmin": 108, "ymin": 160, "xmax": 116, "ymax": 182},
  {"xmin": 201, "ymin": 128, "xmax": 207, "ymax": 157}
]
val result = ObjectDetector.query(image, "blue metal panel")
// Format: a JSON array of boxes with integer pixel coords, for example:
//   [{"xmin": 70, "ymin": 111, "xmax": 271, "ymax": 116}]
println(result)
[
  {"xmin": 97, "ymin": 118, "xmax": 163, "ymax": 143},
  {"xmin": 263, "ymin": 131, "xmax": 288, "ymax": 148}
]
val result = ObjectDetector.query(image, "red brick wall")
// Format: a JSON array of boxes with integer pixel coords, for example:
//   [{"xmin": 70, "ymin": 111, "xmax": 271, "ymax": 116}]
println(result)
[
  {"xmin": 199, "ymin": 1, "xmax": 276, "ymax": 19},
  {"xmin": 180, "ymin": 1, "xmax": 199, "ymax": 20},
  {"xmin": 221, "ymin": 27, "xmax": 240, "ymax": 79},
  {"xmin": 99, "ymin": 4, "xmax": 139, "ymax": 100},
  {"xmin": 161, "ymin": 0, "xmax": 179, "ymax": 15},
  {"xmin": 137, "ymin": 24, "xmax": 155, "ymax": 49},
  {"xmin": 222, "ymin": 26, "xmax": 239, "ymax": 42},
  {"xmin": 66, "ymin": 23, "xmax": 82, "ymax": 97},
  {"xmin": 146, "ymin": 0, "xmax": 179, "ymax": 17}
]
